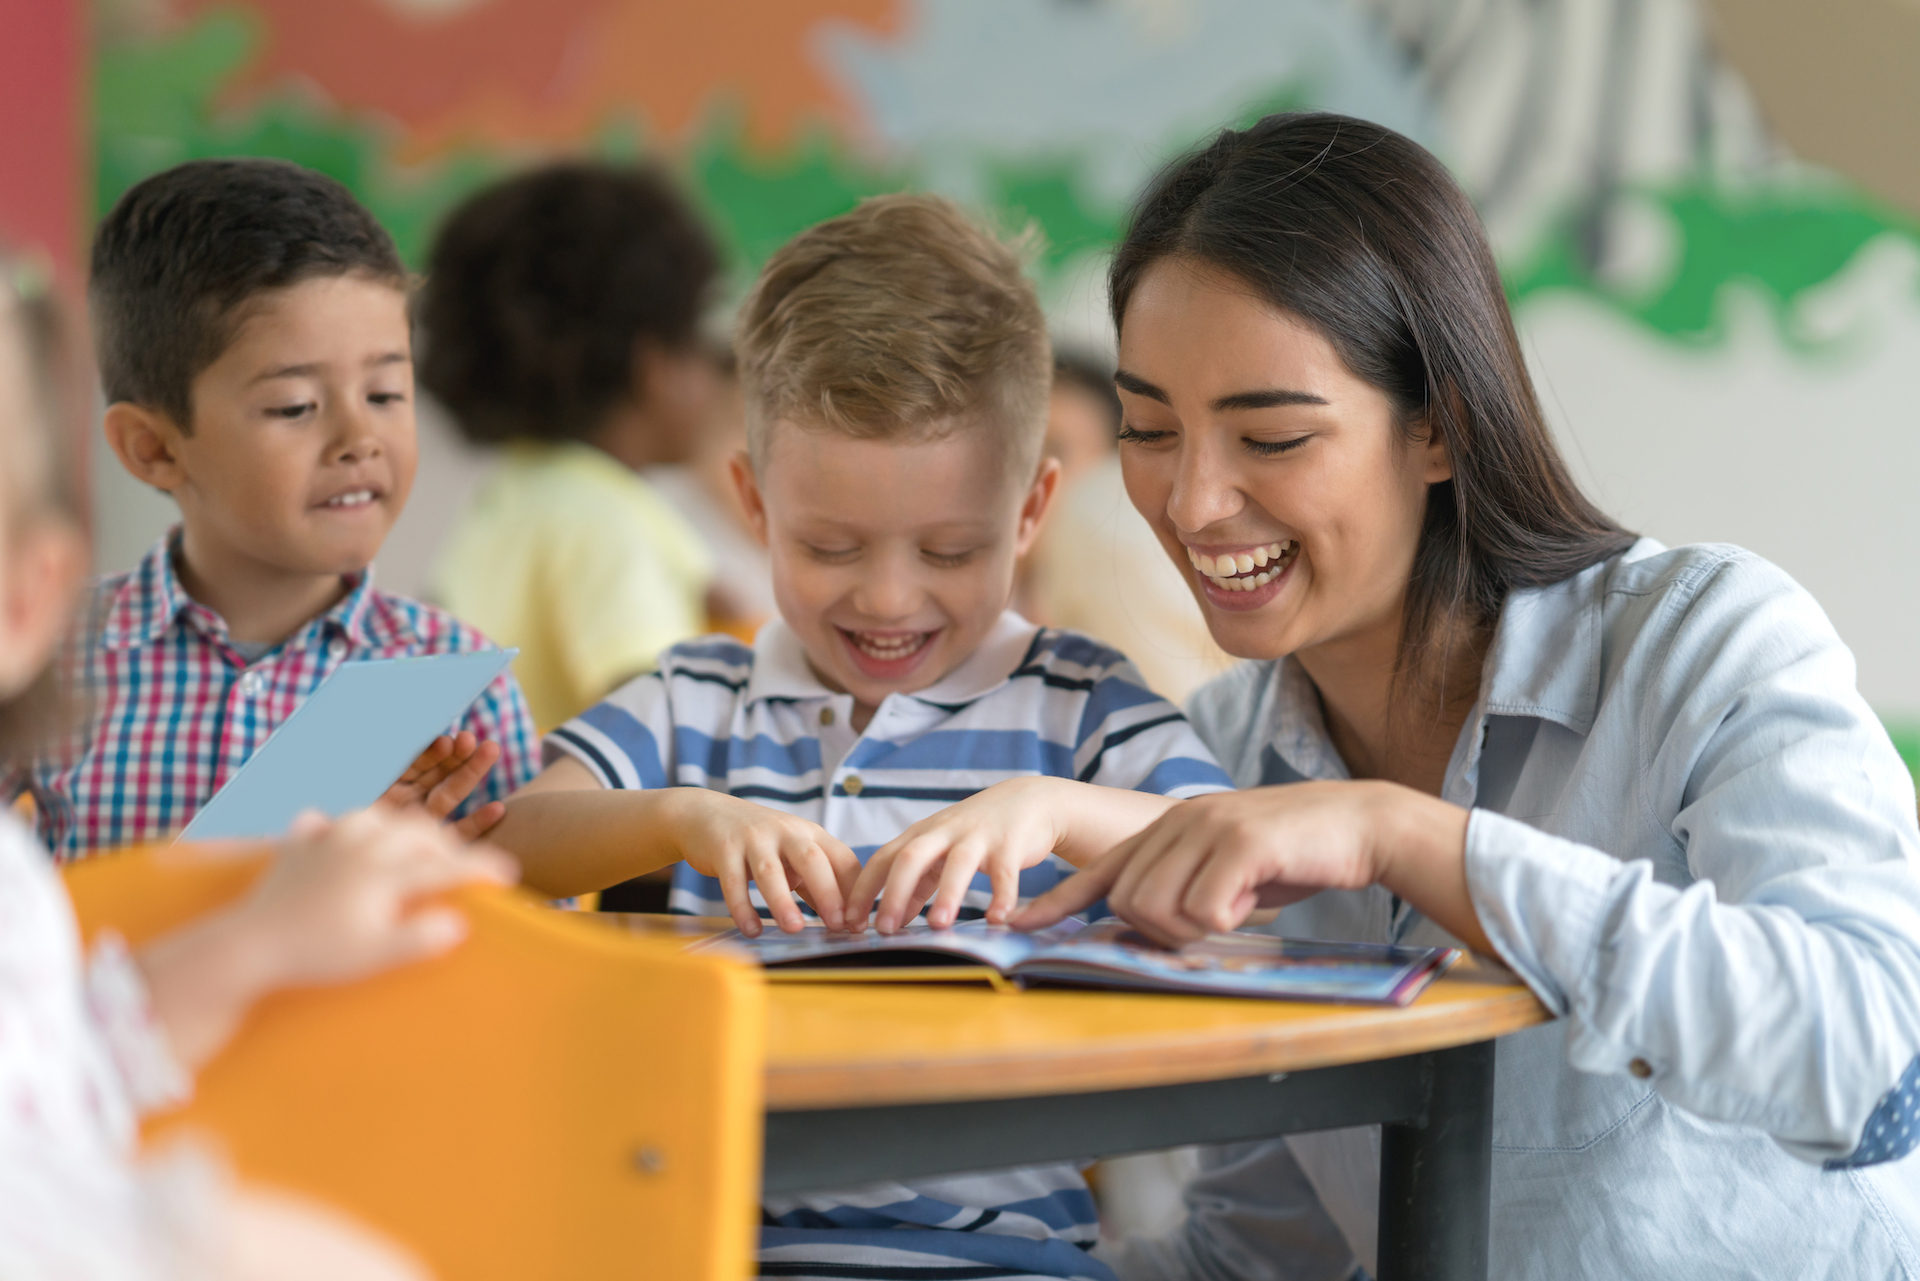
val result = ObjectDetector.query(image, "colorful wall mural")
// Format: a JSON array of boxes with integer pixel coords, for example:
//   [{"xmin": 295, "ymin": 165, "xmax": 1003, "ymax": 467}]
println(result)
[{"xmin": 72, "ymin": 0, "xmax": 1920, "ymax": 745}]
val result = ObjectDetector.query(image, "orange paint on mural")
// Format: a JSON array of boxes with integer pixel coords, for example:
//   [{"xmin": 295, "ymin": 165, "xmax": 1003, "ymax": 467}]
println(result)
[{"xmin": 185, "ymin": 0, "xmax": 903, "ymax": 158}]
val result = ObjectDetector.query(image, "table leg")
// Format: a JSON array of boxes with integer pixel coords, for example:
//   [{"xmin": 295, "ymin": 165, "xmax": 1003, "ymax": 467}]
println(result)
[{"xmin": 1376, "ymin": 1039, "xmax": 1496, "ymax": 1281}]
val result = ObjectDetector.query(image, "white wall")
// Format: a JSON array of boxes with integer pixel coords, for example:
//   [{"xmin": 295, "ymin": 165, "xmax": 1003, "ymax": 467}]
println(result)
[{"xmin": 1518, "ymin": 233, "xmax": 1920, "ymax": 719}]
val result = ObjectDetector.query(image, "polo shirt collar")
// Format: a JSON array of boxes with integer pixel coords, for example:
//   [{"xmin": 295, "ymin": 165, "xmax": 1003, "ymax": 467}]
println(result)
[
  {"xmin": 96, "ymin": 526, "xmax": 408, "ymax": 653},
  {"xmin": 744, "ymin": 610, "xmax": 1041, "ymax": 708}
]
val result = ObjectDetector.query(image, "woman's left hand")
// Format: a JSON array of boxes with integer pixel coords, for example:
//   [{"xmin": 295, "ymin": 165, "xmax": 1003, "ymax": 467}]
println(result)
[{"xmin": 1013, "ymin": 780, "xmax": 1489, "ymax": 952}]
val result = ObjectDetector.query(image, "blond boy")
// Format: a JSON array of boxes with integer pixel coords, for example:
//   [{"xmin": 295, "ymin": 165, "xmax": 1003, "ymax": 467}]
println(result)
[{"xmin": 493, "ymin": 194, "xmax": 1230, "ymax": 1279}]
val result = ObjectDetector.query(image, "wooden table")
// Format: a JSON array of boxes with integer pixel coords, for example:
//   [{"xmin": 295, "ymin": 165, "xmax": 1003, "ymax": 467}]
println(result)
[{"xmin": 610, "ymin": 916, "xmax": 1549, "ymax": 1281}]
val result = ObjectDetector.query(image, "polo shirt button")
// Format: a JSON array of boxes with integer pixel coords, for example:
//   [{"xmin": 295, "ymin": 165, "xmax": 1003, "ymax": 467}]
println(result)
[
  {"xmin": 819, "ymin": 707, "xmax": 835, "ymax": 727},
  {"xmin": 843, "ymin": 775, "xmax": 864, "ymax": 796},
  {"xmin": 1628, "ymin": 1058, "xmax": 1653, "ymax": 1079}
]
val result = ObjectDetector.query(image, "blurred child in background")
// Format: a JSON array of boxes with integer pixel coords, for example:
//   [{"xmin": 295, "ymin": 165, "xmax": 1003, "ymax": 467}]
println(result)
[
  {"xmin": 422, "ymin": 163, "xmax": 724, "ymax": 731},
  {"xmin": 9, "ymin": 160, "xmax": 535, "ymax": 860},
  {"xmin": 1026, "ymin": 351, "xmax": 1234, "ymax": 705},
  {"xmin": 0, "ymin": 254, "xmax": 516, "ymax": 1281},
  {"xmin": 643, "ymin": 349, "xmax": 778, "ymax": 639}
]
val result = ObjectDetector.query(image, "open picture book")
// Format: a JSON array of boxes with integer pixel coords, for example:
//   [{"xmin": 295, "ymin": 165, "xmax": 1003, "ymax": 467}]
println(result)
[{"xmin": 696, "ymin": 918, "xmax": 1461, "ymax": 1006}]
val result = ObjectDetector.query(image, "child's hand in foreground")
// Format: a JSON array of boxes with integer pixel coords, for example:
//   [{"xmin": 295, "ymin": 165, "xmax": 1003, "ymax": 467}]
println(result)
[
  {"xmin": 846, "ymin": 777, "xmax": 1078, "ymax": 933},
  {"xmin": 665, "ymin": 789, "xmax": 861, "ymax": 937},
  {"xmin": 380, "ymin": 730, "xmax": 504, "ymax": 839},
  {"xmin": 139, "ymin": 808, "xmax": 518, "ymax": 1069}
]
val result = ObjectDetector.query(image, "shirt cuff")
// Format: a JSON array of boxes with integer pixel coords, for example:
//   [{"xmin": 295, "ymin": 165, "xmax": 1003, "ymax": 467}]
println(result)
[
  {"xmin": 1462, "ymin": 809, "xmax": 1633, "ymax": 1019},
  {"xmin": 86, "ymin": 929, "xmax": 194, "ymax": 1118}
]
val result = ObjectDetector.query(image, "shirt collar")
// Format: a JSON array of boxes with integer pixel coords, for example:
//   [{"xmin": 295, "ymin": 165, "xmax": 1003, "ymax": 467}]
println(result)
[
  {"xmin": 744, "ymin": 610, "xmax": 1042, "ymax": 708},
  {"xmin": 97, "ymin": 526, "xmax": 406, "ymax": 653},
  {"xmin": 1262, "ymin": 656, "xmax": 1351, "ymax": 783},
  {"xmin": 1263, "ymin": 538, "xmax": 1659, "ymax": 785},
  {"xmin": 1473, "ymin": 539, "xmax": 1665, "ymax": 736}
]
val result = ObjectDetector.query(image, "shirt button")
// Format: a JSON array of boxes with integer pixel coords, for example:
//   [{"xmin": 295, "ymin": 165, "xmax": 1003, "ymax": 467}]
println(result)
[
  {"xmin": 239, "ymin": 672, "xmax": 265, "ymax": 698},
  {"xmin": 819, "ymin": 707, "xmax": 835, "ymax": 727},
  {"xmin": 1628, "ymin": 1058, "xmax": 1653, "ymax": 1079},
  {"xmin": 328, "ymin": 638, "xmax": 347, "ymax": 660},
  {"xmin": 842, "ymin": 775, "xmax": 864, "ymax": 796}
]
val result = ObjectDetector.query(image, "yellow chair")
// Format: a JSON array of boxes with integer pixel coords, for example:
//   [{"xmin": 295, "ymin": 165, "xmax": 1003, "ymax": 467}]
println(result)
[{"xmin": 63, "ymin": 846, "xmax": 765, "ymax": 1281}]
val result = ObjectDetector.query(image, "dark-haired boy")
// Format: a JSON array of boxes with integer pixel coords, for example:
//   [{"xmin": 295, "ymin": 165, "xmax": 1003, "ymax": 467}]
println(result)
[
  {"xmin": 421, "ymin": 162, "xmax": 725, "ymax": 730},
  {"xmin": 11, "ymin": 158, "xmax": 537, "ymax": 858}
]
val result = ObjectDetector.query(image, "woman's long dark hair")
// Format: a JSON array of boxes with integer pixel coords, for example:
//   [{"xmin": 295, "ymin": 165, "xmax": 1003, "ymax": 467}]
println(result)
[{"xmin": 1112, "ymin": 113, "xmax": 1634, "ymax": 688}]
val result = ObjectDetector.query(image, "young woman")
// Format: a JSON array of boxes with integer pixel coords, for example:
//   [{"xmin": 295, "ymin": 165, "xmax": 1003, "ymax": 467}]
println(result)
[{"xmin": 855, "ymin": 113, "xmax": 1920, "ymax": 1278}]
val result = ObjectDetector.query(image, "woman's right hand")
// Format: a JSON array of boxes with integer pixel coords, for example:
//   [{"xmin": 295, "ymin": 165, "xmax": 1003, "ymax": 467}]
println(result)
[{"xmin": 1013, "ymin": 780, "xmax": 1488, "ymax": 952}]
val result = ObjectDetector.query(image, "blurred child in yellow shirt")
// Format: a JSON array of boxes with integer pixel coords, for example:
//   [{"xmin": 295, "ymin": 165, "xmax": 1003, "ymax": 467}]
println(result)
[{"xmin": 422, "ymin": 163, "xmax": 725, "ymax": 729}]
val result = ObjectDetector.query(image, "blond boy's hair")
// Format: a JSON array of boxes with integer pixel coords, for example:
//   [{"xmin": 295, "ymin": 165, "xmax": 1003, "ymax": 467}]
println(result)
[{"xmin": 735, "ymin": 194, "xmax": 1051, "ymax": 477}]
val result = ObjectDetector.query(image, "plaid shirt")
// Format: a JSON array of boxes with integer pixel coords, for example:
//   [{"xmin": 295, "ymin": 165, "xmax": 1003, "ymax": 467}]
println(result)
[{"xmin": 8, "ymin": 531, "xmax": 539, "ymax": 861}]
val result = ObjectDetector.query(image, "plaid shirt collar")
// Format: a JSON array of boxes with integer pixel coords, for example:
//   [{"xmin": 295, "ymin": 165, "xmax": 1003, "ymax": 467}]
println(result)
[{"xmin": 96, "ymin": 527, "xmax": 418, "ymax": 655}]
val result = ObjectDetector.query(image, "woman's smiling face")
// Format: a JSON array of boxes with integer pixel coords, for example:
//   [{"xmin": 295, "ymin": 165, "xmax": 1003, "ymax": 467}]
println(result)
[{"xmin": 1115, "ymin": 258, "xmax": 1452, "ymax": 663}]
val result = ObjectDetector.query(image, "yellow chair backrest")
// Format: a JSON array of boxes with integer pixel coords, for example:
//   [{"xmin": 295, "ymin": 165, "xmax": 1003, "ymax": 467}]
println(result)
[{"xmin": 63, "ymin": 847, "xmax": 765, "ymax": 1281}]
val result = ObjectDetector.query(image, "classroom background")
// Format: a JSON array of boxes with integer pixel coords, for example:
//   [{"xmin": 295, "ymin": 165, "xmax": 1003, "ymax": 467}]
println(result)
[{"xmin": 3, "ymin": 0, "xmax": 1917, "ymax": 751}]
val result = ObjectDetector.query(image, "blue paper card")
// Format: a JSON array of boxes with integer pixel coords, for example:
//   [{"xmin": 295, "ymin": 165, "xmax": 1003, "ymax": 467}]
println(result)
[{"xmin": 179, "ymin": 649, "xmax": 516, "ymax": 841}]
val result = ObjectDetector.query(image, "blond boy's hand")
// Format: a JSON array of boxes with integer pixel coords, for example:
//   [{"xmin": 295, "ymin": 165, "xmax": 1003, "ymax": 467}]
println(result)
[
  {"xmin": 380, "ymin": 730, "xmax": 506, "ymax": 840},
  {"xmin": 665, "ymin": 790, "xmax": 860, "ymax": 937},
  {"xmin": 848, "ymin": 777, "xmax": 1078, "ymax": 933}
]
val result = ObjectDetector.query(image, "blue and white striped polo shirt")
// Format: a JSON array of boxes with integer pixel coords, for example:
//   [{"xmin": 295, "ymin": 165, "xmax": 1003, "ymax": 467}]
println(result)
[
  {"xmin": 547, "ymin": 609, "xmax": 1231, "ymax": 1281},
  {"xmin": 547, "ymin": 610, "xmax": 1232, "ymax": 921}
]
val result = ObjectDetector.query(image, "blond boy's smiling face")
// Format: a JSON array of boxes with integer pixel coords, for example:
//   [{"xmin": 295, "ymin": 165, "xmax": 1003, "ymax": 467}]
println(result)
[{"xmin": 738, "ymin": 422, "xmax": 1058, "ymax": 725}]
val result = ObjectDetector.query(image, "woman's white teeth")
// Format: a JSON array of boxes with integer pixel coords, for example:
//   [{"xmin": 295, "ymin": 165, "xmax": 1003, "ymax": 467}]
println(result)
[
  {"xmin": 325, "ymin": 489, "xmax": 375, "ymax": 508},
  {"xmin": 1185, "ymin": 541, "xmax": 1295, "ymax": 590}
]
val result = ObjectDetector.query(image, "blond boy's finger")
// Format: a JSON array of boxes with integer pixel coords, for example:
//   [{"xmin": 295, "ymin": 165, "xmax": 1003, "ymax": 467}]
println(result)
[
  {"xmin": 747, "ymin": 844, "xmax": 807, "ymax": 934},
  {"xmin": 787, "ymin": 842, "xmax": 847, "ymax": 931},
  {"xmin": 986, "ymin": 859, "xmax": 1022, "ymax": 926},
  {"xmin": 926, "ymin": 837, "xmax": 989, "ymax": 930},
  {"xmin": 843, "ymin": 848, "xmax": 896, "ymax": 925},
  {"xmin": 1011, "ymin": 836, "xmax": 1134, "ymax": 931},
  {"xmin": 852, "ymin": 830, "xmax": 945, "ymax": 926},
  {"xmin": 713, "ymin": 849, "xmax": 763, "ymax": 937},
  {"xmin": 875, "ymin": 841, "xmax": 946, "ymax": 934}
]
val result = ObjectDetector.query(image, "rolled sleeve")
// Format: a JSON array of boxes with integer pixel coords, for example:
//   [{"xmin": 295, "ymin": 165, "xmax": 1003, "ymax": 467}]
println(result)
[{"xmin": 1462, "ymin": 552, "xmax": 1920, "ymax": 1163}]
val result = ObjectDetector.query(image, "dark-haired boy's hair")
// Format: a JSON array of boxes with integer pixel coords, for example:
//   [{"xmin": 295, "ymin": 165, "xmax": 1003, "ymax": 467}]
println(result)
[
  {"xmin": 89, "ymin": 158, "xmax": 406, "ymax": 430},
  {"xmin": 417, "ymin": 163, "xmax": 719, "ymax": 445}
]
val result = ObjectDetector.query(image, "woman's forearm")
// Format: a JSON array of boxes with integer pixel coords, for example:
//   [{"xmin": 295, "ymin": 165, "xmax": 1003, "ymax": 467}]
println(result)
[{"xmin": 1369, "ymin": 783, "xmax": 1492, "ymax": 954}]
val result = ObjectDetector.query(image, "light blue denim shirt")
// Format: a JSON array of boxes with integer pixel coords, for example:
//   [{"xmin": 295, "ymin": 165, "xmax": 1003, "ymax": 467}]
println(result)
[{"xmin": 1105, "ymin": 541, "xmax": 1920, "ymax": 1281}]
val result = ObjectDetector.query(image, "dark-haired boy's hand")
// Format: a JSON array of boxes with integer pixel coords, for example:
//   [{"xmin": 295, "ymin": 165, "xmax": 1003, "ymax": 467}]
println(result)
[{"xmin": 380, "ymin": 730, "xmax": 505, "ymax": 841}]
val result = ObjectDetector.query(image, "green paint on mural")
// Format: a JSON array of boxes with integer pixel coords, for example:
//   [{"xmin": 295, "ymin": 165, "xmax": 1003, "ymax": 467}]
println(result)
[
  {"xmin": 1508, "ymin": 183, "xmax": 1920, "ymax": 347},
  {"xmin": 93, "ymin": 12, "xmax": 504, "ymax": 266},
  {"xmin": 990, "ymin": 159, "xmax": 1121, "ymax": 270},
  {"xmin": 687, "ymin": 110, "xmax": 907, "ymax": 279},
  {"xmin": 1884, "ymin": 722, "xmax": 1920, "ymax": 788}
]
